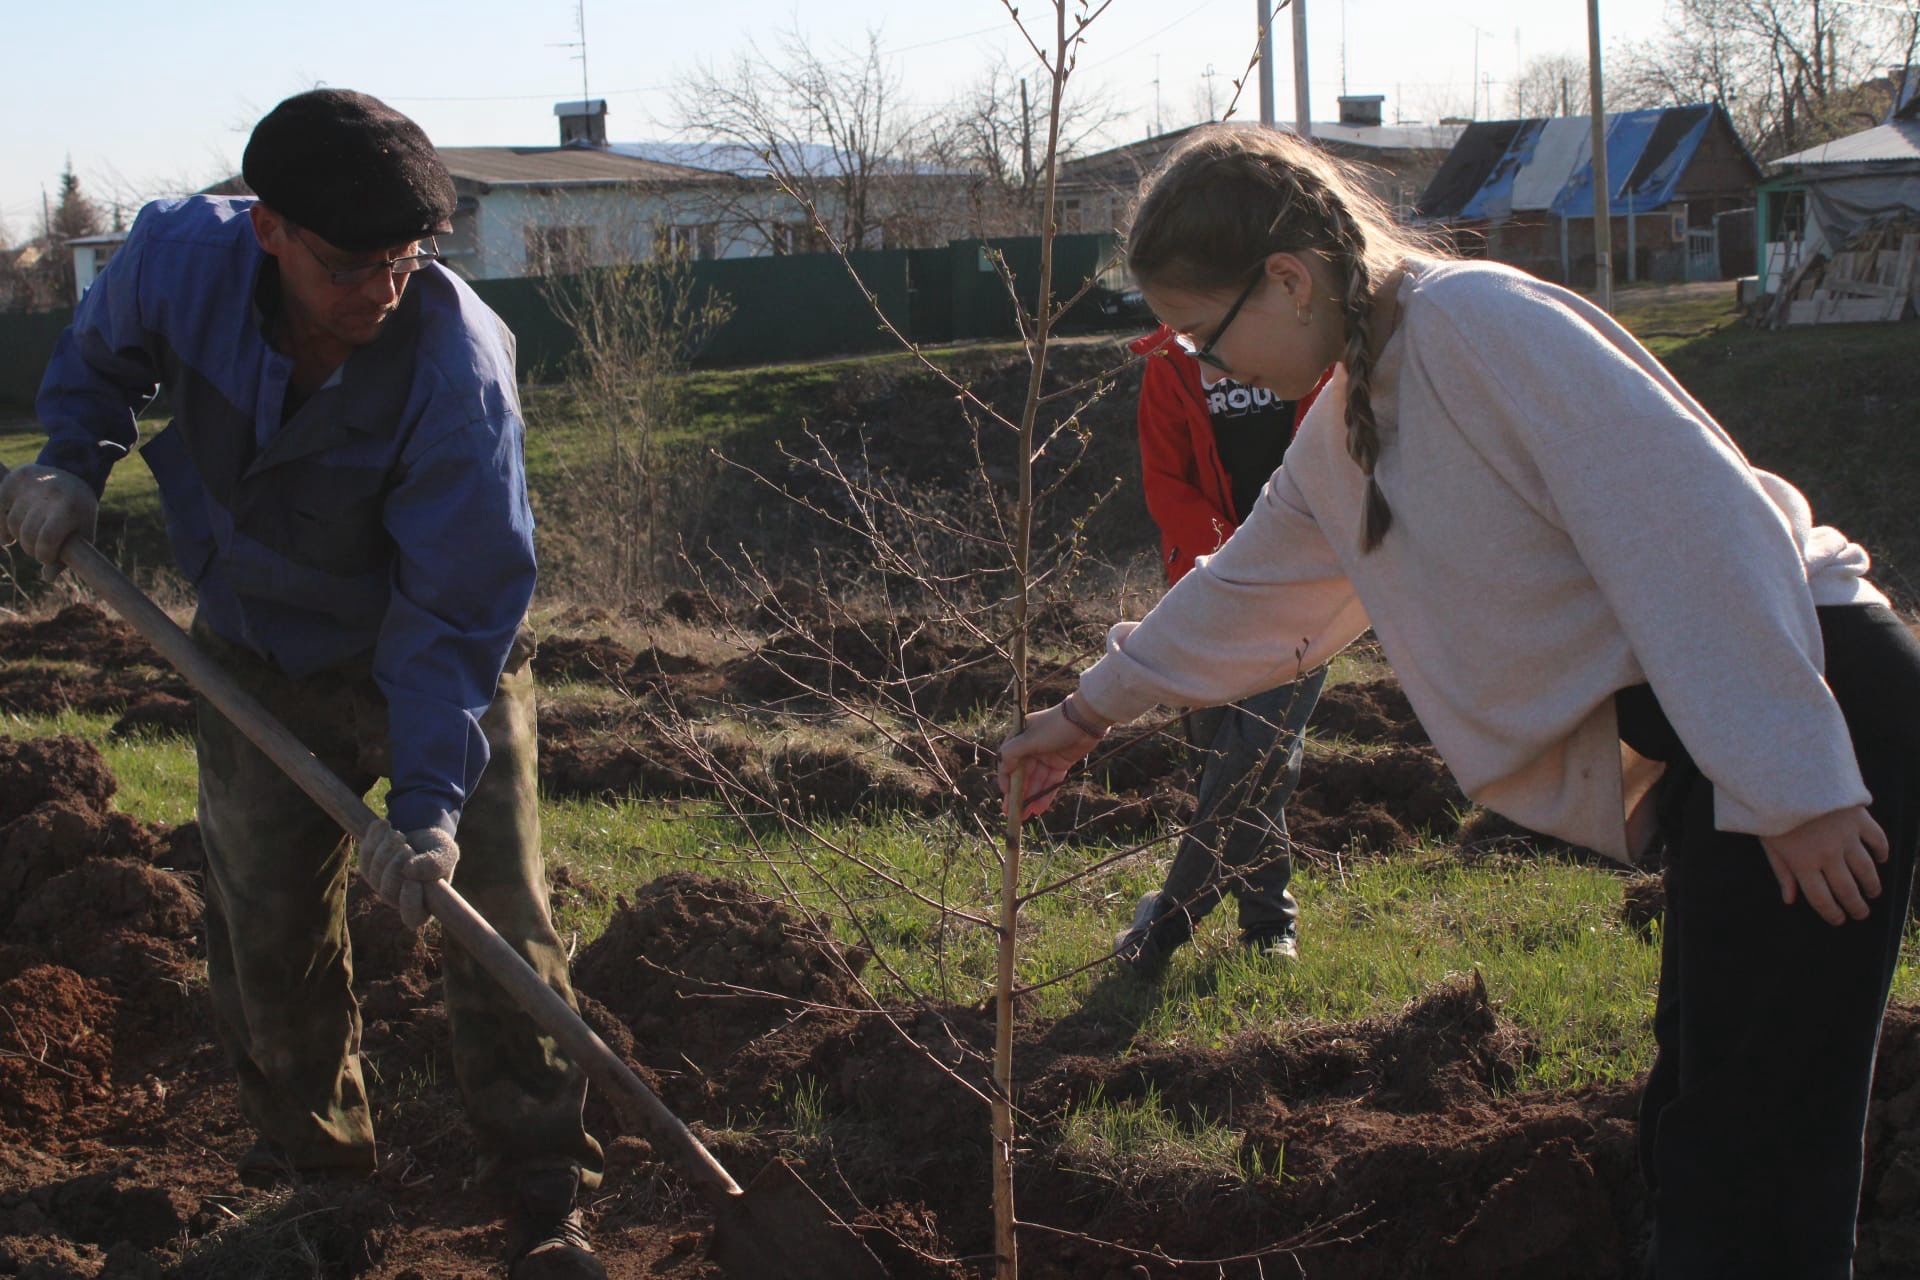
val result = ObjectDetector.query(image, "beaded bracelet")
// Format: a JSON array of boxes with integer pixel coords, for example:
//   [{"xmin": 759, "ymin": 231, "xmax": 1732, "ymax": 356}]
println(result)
[{"xmin": 1059, "ymin": 693, "xmax": 1111, "ymax": 740}]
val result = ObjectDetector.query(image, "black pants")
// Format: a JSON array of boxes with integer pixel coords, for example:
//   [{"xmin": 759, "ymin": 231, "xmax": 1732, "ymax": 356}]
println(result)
[{"xmin": 1620, "ymin": 604, "xmax": 1920, "ymax": 1279}]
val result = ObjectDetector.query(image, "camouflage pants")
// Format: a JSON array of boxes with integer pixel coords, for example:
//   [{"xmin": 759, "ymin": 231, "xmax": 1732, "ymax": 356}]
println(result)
[{"xmin": 190, "ymin": 617, "xmax": 602, "ymax": 1187}]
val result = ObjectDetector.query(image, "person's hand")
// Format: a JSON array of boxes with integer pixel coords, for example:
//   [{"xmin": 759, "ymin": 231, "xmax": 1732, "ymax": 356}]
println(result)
[
  {"xmin": 1759, "ymin": 804, "xmax": 1889, "ymax": 926},
  {"xmin": 358, "ymin": 819, "xmax": 460, "ymax": 930},
  {"xmin": 0, "ymin": 464, "xmax": 98, "ymax": 580},
  {"xmin": 996, "ymin": 698, "xmax": 1110, "ymax": 821}
]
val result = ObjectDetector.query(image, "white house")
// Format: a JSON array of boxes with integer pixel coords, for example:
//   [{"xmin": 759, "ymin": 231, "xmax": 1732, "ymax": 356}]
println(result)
[{"xmin": 68, "ymin": 230, "xmax": 129, "ymax": 298}]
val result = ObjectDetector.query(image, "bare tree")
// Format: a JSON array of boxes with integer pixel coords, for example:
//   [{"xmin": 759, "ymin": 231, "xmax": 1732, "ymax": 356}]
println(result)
[
  {"xmin": 1511, "ymin": 53, "xmax": 1589, "ymax": 119},
  {"xmin": 1613, "ymin": 0, "xmax": 1920, "ymax": 158},
  {"xmin": 673, "ymin": 26, "xmax": 928, "ymax": 253},
  {"xmin": 537, "ymin": 242, "xmax": 732, "ymax": 600},
  {"xmin": 919, "ymin": 51, "xmax": 1130, "ymax": 236}
]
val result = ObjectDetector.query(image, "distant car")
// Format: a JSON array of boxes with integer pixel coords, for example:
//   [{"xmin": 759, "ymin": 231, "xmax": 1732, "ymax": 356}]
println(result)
[{"xmin": 1092, "ymin": 283, "xmax": 1153, "ymax": 325}]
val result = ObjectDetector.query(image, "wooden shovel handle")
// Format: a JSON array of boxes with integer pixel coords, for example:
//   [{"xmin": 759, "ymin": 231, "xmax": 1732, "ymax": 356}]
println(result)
[{"xmin": 0, "ymin": 470, "xmax": 743, "ymax": 1201}]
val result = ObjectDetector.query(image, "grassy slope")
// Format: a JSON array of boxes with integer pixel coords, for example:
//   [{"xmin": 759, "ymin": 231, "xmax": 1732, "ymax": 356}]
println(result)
[{"xmin": 6, "ymin": 288, "xmax": 1920, "ymax": 1117}]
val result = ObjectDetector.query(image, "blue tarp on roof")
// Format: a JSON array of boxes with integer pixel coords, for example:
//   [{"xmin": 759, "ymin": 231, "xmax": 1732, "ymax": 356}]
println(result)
[
  {"xmin": 1420, "ymin": 104, "xmax": 1730, "ymax": 222},
  {"xmin": 1554, "ymin": 106, "xmax": 1715, "ymax": 217},
  {"xmin": 1458, "ymin": 120, "xmax": 1546, "ymax": 222}
]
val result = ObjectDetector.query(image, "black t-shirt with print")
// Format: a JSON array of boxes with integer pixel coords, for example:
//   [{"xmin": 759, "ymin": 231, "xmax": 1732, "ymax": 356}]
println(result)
[{"xmin": 1206, "ymin": 380, "xmax": 1295, "ymax": 523}]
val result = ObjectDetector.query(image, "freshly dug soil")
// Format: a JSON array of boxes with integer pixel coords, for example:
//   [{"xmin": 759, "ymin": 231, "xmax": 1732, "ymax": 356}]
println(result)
[
  {"xmin": 533, "ymin": 633, "xmax": 638, "ymax": 684},
  {"xmin": 1312, "ymin": 677, "xmax": 1428, "ymax": 746},
  {"xmin": 0, "ymin": 604, "xmax": 162, "ymax": 670},
  {"xmin": 1291, "ymin": 745, "xmax": 1469, "ymax": 858},
  {"xmin": 573, "ymin": 872, "xmax": 868, "ymax": 1114},
  {"xmin": 0, "ymin": 964, "xmax": 118, "ymax": 1129}
]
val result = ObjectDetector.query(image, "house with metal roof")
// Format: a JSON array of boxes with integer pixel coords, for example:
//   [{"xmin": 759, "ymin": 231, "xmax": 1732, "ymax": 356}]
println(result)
[
  {"xmin": 434, "ymin": 128, "xmax": 738, "ymax": 279},
  {"xmin": 1416, "ymin": 104, "xmax": 1760, "ymax": 285},
  {"xmin": 1757, "ymin": 70, "xmax": 1920, "ymax": 291},
  {"xmin": 1054, "ymin": 97, "xmax": 1465, "ymax": 240}
]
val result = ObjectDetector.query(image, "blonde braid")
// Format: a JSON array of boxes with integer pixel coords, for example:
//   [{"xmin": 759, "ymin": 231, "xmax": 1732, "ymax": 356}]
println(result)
[
  {"xmin": 1126, "ymin": 125, "xmax": 1438, "ymax": 553},
  {"xmin": 1312, "ymin": 182, "xmax": 1392, "ymax": 551}
]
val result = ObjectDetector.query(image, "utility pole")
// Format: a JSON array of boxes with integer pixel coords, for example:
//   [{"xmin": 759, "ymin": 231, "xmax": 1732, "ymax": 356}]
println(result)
[
  {"xmin": 1293, "ymin": 0, "xmax": 1312, "ymax": 139},
  {"xmin": 1203, "ymin": 63, "xmax": 1220, "ymax": 119},
  {"xmin": 1258, "ymin": 0, "xmax": 1277, "ymax": 126},
  {"xmin": 1587, "ymin": 0, "xmax": 1613, "ymax": 311},
  {"xmin": 1469, "ymin": 23, "xmax": 1493, "ymax": 119},
  {"xmin": 1019, "ymin": 77, "xmax": 1034, "ymax": 189}
]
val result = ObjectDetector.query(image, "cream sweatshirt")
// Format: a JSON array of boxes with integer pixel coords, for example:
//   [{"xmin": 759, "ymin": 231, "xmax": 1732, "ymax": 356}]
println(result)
[{"xmin": 1078, "ymin": 259, "xmax": 1885, "ymax": 862}]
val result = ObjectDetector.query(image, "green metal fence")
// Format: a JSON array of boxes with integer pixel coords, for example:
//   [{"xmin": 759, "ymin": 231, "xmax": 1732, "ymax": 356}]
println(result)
[
  {"xmin": 0, "ymin": 233, "xmax": 1125, "ymax": 407},
  {"xmin": 0, "ymin": 311, "xmax": 79, "ymax": 410}
]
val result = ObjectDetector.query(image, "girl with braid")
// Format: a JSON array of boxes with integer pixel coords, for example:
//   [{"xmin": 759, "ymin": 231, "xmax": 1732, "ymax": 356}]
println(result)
[{"xmin": 998, "ymin": 124, "xmax": 1920, "ymax": 1278}]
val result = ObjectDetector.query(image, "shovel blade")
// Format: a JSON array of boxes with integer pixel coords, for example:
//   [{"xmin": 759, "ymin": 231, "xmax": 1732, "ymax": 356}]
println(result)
[{"xmin": 708, "ymin": 1158, "xmax": 888, "ymax": 1280}]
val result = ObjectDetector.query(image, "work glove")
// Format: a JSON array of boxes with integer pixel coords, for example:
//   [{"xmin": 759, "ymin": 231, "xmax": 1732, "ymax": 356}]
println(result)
[
  {"xmin": 0, "ymin": 464, "xmax": 98, "ymax": 581},
  {"xmin": 357, "ymin": 819, "xmax": 460, "ymax": 931}
]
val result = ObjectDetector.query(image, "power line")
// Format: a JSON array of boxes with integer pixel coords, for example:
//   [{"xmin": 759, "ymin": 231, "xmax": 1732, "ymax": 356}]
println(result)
[
  {"xmin": 1086, "ymin": 0, "xmax": 1226, "ymax": 70},
  {"xmin": 380, "ymin": 17, "xmax": 1013, "ymax": 107}
]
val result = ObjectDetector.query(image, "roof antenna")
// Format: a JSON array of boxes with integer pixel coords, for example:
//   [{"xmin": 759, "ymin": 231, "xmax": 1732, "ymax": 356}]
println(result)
[{"xmin": 553, "ymin": 0, "xmax": 591, "ymax": 108}]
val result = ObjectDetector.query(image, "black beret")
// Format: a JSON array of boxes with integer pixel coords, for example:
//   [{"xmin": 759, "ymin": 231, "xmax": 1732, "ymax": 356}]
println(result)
[{"xmin": 243, "ymin": 89, "xmax": 455, "ymax": 252}]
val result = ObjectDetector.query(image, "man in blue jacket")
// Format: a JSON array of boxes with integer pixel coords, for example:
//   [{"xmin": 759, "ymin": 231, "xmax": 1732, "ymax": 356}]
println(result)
[{"xmin": 0, "ymin": 90, "xmax": 603, "ymax": 1279}]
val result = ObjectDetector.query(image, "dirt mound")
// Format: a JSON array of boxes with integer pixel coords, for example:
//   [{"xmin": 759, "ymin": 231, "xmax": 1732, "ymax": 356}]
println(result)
[
  {"xmin": 344, "ymin": 883, "xmax": 435, "ymax": 989},
  {"xmin": 108, "ymin": 694, "xmax": 196, "ymax": 738},
  {"xmin": 0, "ymin": 604, "xmax": 160, "ymax": 669},
  {"xmin": 538, "ymin": 704, "xmax": 755, "ymax": 802},
  {"xmin": 1621, "ymin": 875, "xmax": 1665, "ymax": 938},
  {"xmin": 764, "ymin": 739, "xmax": 941, "ymax": 817},
  {"xmin": 0, "ymin": 736, "xmax": 118, "ymax": 827},
  {"xmin": 26, "ymin": 1167, "xmax": 185, "ymax": 1252},
  {"xmin": 533, "ymin": 633, "xmax": 636, "ymax": 684},
  {"xmin": 757, "ymin": 974, "xmax": 1626, "ymax": 1278},
  {"xmin": 1292, "ymin": 744, "xmax": 1468, "ymax": 857},
  {"xmin": 1860, "ymin": 1008, "xmax": 1920, "ymax": 1273},
  {"xmin": 0, "ymin": 965, "xmax": 118, "ymax": 1131},
  {"xmin": 573, "ymin": 873, "xmax": 868, "ymax": 1111},
  {"xmin": 0, "ymin": 662, "xmax": 193, "ymax": 723},
  {"xmin": 0, "ymin": 738, "xmax": 170, "ymax": 926},
  {"xmin": 1313, "ymin": 677, "xmax": 1428, "ymax": 746},
  {"xmin": 171, "ymin": 1185, "xmax": 394, "ymax": 1280},
  {"xmin": 721, "ymin": 617, "xmax": 1018, "ymax": 719},
  {"xmin": 1085, "ymin": 724, "xmax": 1188, "ymax": 795},
  {"xmin": 13, "ymin": 860, "xmax": 201, "ymax": 950}
]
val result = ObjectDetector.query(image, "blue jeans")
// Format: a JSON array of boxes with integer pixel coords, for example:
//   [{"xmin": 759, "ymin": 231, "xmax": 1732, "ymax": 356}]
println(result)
[{"xmin": 1148, "ymin": 668, "xmax": 1326, "ymax": 946}]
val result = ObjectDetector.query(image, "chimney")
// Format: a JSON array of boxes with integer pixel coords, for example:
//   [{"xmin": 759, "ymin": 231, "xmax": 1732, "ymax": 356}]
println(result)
[
  {"xmin": 555, "ymin": 99, "xmax": 609, "ymax": 148},
  {"xmin": 1338, "ymin": 94, "xmax": 1386, "ymax": 127}
]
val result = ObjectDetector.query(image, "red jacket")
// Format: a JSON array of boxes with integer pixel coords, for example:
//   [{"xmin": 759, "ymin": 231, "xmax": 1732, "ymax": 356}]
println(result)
[{"xmin": 1132, "ymin": 326, "xmax": 1327, "ymax": 584}]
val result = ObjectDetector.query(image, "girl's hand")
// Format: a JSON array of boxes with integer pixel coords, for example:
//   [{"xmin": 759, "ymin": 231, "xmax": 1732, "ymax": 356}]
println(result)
[
  {"xmin": 1759, "ymin": 804, "xmax": 1889, "ymax": 926},
  {"xmin": 996, "ymin": 702, "xmax": 1105, "ymax": 821}
]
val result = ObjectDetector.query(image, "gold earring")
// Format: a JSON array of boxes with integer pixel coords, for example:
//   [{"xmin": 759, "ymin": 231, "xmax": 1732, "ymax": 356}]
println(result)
[{"xmin": 1296, "ymin": 301, "xmax": 1313, "ymax": 326}]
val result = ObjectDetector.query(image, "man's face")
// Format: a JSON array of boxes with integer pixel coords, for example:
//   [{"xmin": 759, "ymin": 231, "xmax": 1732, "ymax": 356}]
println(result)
[{"xmin": 251, "ymin": 205, "xmax": 422, "ymax": 350}]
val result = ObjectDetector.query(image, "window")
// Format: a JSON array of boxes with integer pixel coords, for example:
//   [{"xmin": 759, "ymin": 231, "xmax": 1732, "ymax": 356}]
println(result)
[
  {"xmin": 654, "ymin": 223, "xmax": 719, "ymax": 261},
  {"xmin": 768, "ymin": 221, "xmax": 829, "ymax": 256},
  {"xmin": 525, "ymin": 225, "xmax": 593, "ymax": 275}
]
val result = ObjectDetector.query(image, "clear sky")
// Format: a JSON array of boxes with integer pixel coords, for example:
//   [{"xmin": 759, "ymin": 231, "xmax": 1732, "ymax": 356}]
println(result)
[{"xmin": 1, "ymin": 0, "xmax": 1672, "ymax": 243}]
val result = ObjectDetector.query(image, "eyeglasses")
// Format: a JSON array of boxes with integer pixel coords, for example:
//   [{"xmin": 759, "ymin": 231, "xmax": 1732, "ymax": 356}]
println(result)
[
  {"xmin": 291, "ymin": 227, "xmax": 442, "ymax": 287},
  {"xmin": 1174, "ymin": 269, "xmax": 1264, "ymax": 373}
]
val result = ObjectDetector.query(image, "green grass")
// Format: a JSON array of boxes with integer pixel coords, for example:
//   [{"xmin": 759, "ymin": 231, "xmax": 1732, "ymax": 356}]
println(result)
[
  {"xmin": 1058, "ymin": 1081, "xmax": 1255, "ymax": 1187},
  {"xmin": 0, "ymin": 705, "xmax": 1866, "ymax": 1097},
  {"xmin": 15, "ymin": 701, "xmax": 1920, "ymax": 1180}
]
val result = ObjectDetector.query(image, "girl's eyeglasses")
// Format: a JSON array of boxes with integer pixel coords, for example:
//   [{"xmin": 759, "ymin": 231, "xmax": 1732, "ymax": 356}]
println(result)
[{"xmin": 1173, "ymin": 269, "xmax": 1264, "ymax": 373}]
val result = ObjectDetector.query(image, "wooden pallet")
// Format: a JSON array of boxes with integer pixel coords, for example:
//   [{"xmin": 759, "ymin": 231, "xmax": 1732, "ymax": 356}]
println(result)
[{"xmin": 1782, "ymin": 228, "xmax": 1919, "ymax": 326}]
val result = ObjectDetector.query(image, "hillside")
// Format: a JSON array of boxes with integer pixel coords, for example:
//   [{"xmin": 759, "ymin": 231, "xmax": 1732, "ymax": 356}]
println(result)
[{"xmin": 1, "ymin": 283, "xmax": 1915, "ymax": 609}]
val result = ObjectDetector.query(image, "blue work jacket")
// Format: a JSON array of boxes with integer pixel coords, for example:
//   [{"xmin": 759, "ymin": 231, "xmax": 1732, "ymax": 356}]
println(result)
[{"xmin": 35, "ymin": 196, "xmax": 537, "ymax": 837}]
